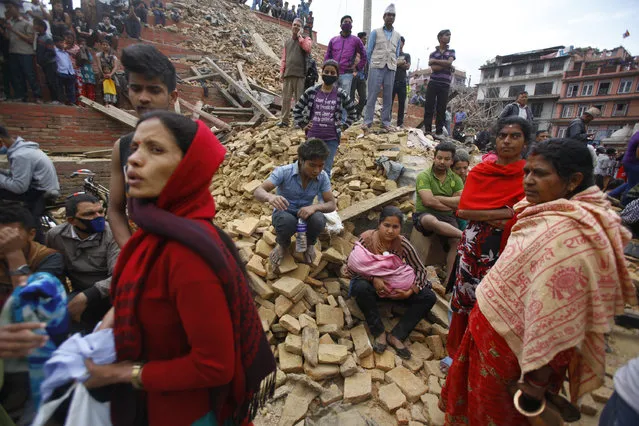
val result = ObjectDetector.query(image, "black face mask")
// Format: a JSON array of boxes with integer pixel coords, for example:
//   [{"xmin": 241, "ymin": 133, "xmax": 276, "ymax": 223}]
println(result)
[
  {"xmin": 75, "ymin": 216, "xmax": 106, "ymax": 234},
  {"xmin": 322, "ymin": 74, "xmax": 338, "ymax": 85}
]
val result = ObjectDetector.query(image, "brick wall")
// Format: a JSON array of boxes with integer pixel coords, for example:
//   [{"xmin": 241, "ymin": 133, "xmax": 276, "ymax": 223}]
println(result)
[{"xmin": 0, "ymin": 102, "xmax": 132, "ymax": 151}]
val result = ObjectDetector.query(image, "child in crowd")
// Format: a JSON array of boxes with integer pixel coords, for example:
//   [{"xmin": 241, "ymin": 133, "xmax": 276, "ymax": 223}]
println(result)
[
  {"xmin": 54, "ymin": 35, "xmax": 76, "ymax": 104},
  {"xmin": 34, "ymin": 17, "xmax": 61, "ymax": 103},
  {"xmin": 64, "ymin": 31, "xmax": 82, "ymax": 104},
  {"xmin": 77, "ymin": 38, "xmax": 96, "ymax": 100},
  {"xmin": 150, "ymin": 0, "xmax": 166, "ymax": 26},
  {"xmin": 293, "ymin": 59, "xmax": 357, "ymax": 176},
  {"xmin": 97, "ymin": 39, "xmax": 119, "ymax": 106}
]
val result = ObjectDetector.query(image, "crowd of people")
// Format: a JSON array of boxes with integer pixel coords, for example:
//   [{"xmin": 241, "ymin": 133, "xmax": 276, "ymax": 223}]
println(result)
[
  {"xmin": 0, "ymin": 1, "xmax": 638, "ymax": 425},
  {"xmin": 0, "ymin": 0, "xmax": 180, "ymax": 105}
]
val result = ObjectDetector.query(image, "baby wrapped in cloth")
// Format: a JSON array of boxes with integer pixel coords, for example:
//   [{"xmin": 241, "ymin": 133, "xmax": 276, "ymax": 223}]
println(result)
[{"xmin": 347, "ymin": 241, "xmax": 416, "ymax": 293}]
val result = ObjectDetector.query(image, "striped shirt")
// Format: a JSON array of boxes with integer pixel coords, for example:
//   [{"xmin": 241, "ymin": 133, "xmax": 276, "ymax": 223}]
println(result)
[
  {"xmin": 429, "ymin": 47, "xmax": 456, "ymax": 85},
  {"xmin": 293, "ymin": 84, "xmax": 358, "ymax": 130},
  {"xmin": 348, "ymin": 235, "xmax": 432, "ymax": 291}
]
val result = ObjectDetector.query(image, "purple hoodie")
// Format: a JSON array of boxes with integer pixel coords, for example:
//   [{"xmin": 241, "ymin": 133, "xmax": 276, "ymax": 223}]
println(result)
[{"xmin": 324, "ymin": 34, "xmax": 367, "ymax": 75}]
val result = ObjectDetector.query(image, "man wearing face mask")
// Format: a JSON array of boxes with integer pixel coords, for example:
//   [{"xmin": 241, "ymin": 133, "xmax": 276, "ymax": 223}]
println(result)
[
  {"xmin": 46, "ymin": 193, "xmax": 120, "ymax": 332},
  {"xmin": 324, "ymin": 15, "xmax": 367, "ymax": 107}
]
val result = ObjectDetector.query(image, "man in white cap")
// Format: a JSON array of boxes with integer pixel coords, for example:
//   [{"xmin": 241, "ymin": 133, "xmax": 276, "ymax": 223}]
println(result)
[
  {"xmin": 566, "ymin": 107, "xmax": 601, "ymax": 142},
  {"xmin": 363, "ymin": 3, "xmax": 401, "ymax": 132}
]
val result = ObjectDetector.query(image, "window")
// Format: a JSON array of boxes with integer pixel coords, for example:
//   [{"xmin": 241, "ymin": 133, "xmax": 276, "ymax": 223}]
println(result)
[
  {"xmin": 508, "ymin": 85, "xmax": 526, "ymax": 97},
  {"xmin": 581, "ymin": 82, "xmax": 594, "ymax": 96},
  {"xmin": 530, "ymin": 62, "xmax": 545, "ymax": 74},
  {"xmin": 557, "ymin": 127, "xmax": 567, "ymax": 138},
  {"xmin": 549, "ymin": 59, "xmax": 565, "ymax": 71},
  {"xmin": 561, "ymin": 104, "xmax": 575, "ymax": 118},
  {"xmin": 513, "ymin": 64, "xmax": 527, "ymax": 76},
  {"xmin": 577, "ymin": 104, "xmax": 588, "ymax": 117},
  {"xmin": 498, "ymin": 67, "xmax": 509, "ymax": 77},
  {"xmin": 612, "ymin": 103, "xmax": 628, "ymax": 117},
  {"xmin": 534, "ymin": 82, "xmax": 553, "ymax": 95},
  {"xmin": 566, "ymin": 83, "xmax": 579, "ymax": 97},
  {"xmin": 592, "ymin": 104, "xmax": 605, "ymax": 116},
  {"xmin": 597, "ymin": 81, "xmax": 611, "ymax": 95},
  {"xmin": 486, "ymin": 87, "xmax": 500, "ymax": 98},
  {"xmin": 619, "ymin": 79, "xmax": 633, "ymax": 94},
  {"xmin": 530, "ymin": 103, "xmax": 544, "ymax": 118}
]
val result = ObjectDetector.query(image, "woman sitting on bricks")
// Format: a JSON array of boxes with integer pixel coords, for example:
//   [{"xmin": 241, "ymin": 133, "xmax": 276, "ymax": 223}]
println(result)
[{"xmin": 345, "ymin": 206, "xmax": 437, "ymax": 360}]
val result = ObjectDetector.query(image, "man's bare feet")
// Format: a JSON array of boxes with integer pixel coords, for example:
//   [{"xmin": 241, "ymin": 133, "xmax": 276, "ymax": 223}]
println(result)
[
  {"xmin": 269, "ymin": 245, "xmax": 285, "ymax": 269},
  {"xmin": 303, "ymin": 245, "xmax": 316, "ymax": 264}
]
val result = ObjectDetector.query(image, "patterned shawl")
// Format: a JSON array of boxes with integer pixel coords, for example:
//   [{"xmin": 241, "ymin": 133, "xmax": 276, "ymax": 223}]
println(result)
[{"xmin": 476, "ymin": 186, "xmax": 637, "ymax": 401}]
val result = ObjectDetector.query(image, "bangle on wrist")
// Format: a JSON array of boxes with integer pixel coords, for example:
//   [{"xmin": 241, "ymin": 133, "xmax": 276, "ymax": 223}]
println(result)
[{"xmin": 131, "ymin": 363, "xmax": 144, "ymax": 390}]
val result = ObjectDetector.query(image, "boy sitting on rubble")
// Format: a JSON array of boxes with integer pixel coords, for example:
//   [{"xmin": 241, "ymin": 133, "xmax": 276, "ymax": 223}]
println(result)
[{"xmin": 254, "ymin": 139, "xmax": 336, "ymax": 267}]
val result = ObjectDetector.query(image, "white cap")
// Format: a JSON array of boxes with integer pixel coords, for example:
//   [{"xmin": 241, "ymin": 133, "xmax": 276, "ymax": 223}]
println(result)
[{"xmin": 384, "ymin": 3, "xmax": 396, "ymax": 14}]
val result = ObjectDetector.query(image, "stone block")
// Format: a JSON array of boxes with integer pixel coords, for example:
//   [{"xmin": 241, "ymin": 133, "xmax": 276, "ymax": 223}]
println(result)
[
  {"xmin": 323, "ymin": 247, "xmax": 346, "ymax": 264},
  {"xmin": 592, "ymin": 386, "xmax": 613, "ymax": 403},
  {"xmin": 338, "ymin": 338, "xmax": 354, "ymax": 351},
  {"xmin": 371, "ymin": 369, "xmax": 385, "ymax": 382},
  {"xmin": 425, "ymin": 335, "xmax": 446, "ymax": 360},
  {"xmin": 350, "ymin": 324, "xmax": 373, "ymax": 358},
  {"xmin": 359, "ymin": 353, "xmax": 376, "ymax": 369},
  {"xmin": 255, "ymin": 239, "xmax": 273, "ymax": 258},
  {"xmin": 386, "ymin": 366, "xmax": 428, "ymax": 403},
  {"xmin": 319, "ymin": 333, "xmax": 335, "ymax": 345},
  {"xmin": 236, "ymin": 217, "xmax": 260, "ymax": 237},
  {"xmin": 343, "ymin": 371, "xmax": 372, "ymax": 404},
  {"xmin": 275, "ymin": 295, "xmax": 294, "ymax": 318},
  {"xmin": 375, "ymin": 350, "xmax": 396, "ymax": 372},
  {"xmin": 340, "ymin": 354, "xmax": 358, "ymax": 377},
  {"xmin": 278, "ymin": 383, "xmax": 319, "ymax": 426},
  {"xmin": 421, "ymin": 393, "xmax": 445, "ymax": 426},
  {"xmin": 378, "ymin": 382, "xmax": 407, "ymax": 413},
  {"xmin": 275, "ymin": 369, "xmax": 287, "ymax": 388},
  {"xmin": 409, "ymin": 342, "xmax": 434, "ymax": 362},
  {"xmin": 408, "ymin": 331, "xmax": 426, "ymax": 342},
  {"xmin": 258, "ymin": 306, "xmax": 276, "ymax": 329},
  {"xmin": 279, "ymin": 252, "xmax": 299, "ymax": 274},
  {"xmin": 288, "ymin": 300, "xmax": 308, "ymax": 318},
  {"xmin": 262, "ymin": 231, "xmax": 277, "ymax": 246},
  {"xmin": 324, "ymin": 280, "xmax": 342, "ymax": 296},
  {"xmin": 427, "ymin": 375, "xmax": 442, "ymax": 395},
  {"xmin": 242, "ymin": 179, "xmax": 262, "ymax": 194},
  {"xmin": 316, "ymin": 304, "xmax": 344, "ymax": 328},
  {"xmin": 285, "ymin": 264, "xmax": 311, "ymax": 282},
  {"xmin": 278, "ymin": 343, "xmax": 303, "ymax": 373},
  {"xmin": 273, "ymin": 276, "xmax": 306, "ymax": 301},
  {"xmin": 284, "ymin": 333, "xmax": 302, "ymax": 355},
  {"xmin": 414, "ymin": 320, "xmax": 432, "ymax": 335},
  {"xmin": 279, "ymin": 314, "xmax": 301, "ymax": 335},
  {"xmin": 318, "ymin": 344, "xmax": 349, "ymax": 364},
  {"xmin": 326, "ymin": 295, "xmax": 338, "ymax": 307},
  {"xmin": 580, "ymin": 393, "xmax": 599, "ymax": 416},
  {"xmin": 396, "ymin": 407, "xmax": 411, "ymax": 425},
  {"xmin": 402, "ymin": 356, "xmax": 424, "ymax": 373},
  {"xmin": 423, "ymin": 360, "xmax": 446, "ymax": 379},
  {"xmin": 303, "ymin": 285, "xmax": 324, "ymax": 307},
  {"xmin": 303, "ymin": 362, "xmax": 340, "ymax": 381},
  {"xmin": 298, "ymin": 313, "xmax": 317, "ymax": 329},
  {"xmin": 320, "ymin": 383, "xmax": 343, "ymax": 406},
  {"xmin": 247, "ymin": 271, "xmax": 274, "ymax": 299},
  {"xmin": 246, "ymin": 255, "xmax": 266, "ymax": 277}
]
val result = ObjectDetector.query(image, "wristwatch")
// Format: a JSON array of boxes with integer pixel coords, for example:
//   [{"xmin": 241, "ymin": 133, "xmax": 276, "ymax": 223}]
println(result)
[
  {"xmin": 8, "ymin": 265, "xmax": 31, "ymax": 277},
  {"xmin": 131, "ymin": 363, "xmax": 144, "ymax": 390}
]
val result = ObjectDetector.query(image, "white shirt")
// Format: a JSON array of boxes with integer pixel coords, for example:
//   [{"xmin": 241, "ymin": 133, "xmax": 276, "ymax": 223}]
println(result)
[{"xmin": 518, "ymin": 105, "xmax": 528, "ymax": 119}]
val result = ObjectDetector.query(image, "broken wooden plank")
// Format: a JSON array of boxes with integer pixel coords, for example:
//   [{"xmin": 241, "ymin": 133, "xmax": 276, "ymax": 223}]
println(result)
[
  {"xmin": 249, "ymin": 82, "xmax": 279, "ymax": 98},
  {"xmin": 204, "ymin": 57, "xmax": 276, "ymax": 119},
  {"xmin": 206, "ymin": 107, "xmax": 254, "ymax": 113},
  {"xmin": 79, "ymin": 96, "xmax": 136, "ymax": 127},
  {"xmin": 182, "ymin": 73, "xmax": 219, "ymax": 82},
  {"xmin": 339, "ymin": 186, "xmax": 415, "ymax": 222},
  {"xmin": 83, "ymin": 149, "xmax": 114, "ymax": 158},
  {"xmin": 236, "ymin": 61, "xmax": 251, "ymax": 90},
  {"xmin": 178, "ymin": 98, "xmax": 231, "ymax": 131},
  {"xmin": 213, "ymin": 82, "xmax": 243, "ymax": 108},
  {"xmin": 190, "ymin": 66, "xmax": 202, "ymax": 76},
  {"xmin": 192, "ymin": 100, "xmax": 204, "ymax": 120}
]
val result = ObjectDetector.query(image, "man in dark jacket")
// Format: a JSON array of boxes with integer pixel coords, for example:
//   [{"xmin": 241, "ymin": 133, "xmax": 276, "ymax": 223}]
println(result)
[
  {"xmin": 566, "ymin": 107, "xmax": 601, "ymax": 142},
  {"xmin": 499, "ymin": 91, "xmax": 533, "ymax": 125},
  {"xmin": 33, "ymin": 17, "xmax": 61, "ymax": 103}
]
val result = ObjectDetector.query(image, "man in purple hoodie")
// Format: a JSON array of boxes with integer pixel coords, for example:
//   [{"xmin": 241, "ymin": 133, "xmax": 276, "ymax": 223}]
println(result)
[{"xmin": 324, "ymin": 15, "xmax": 367, "ymax": 113}]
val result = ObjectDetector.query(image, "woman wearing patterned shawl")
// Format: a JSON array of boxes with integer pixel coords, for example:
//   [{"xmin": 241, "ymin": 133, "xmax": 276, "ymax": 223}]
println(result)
[{"xmin": 441, "ymin": 139, "xmax": 637, "ymax": 425}]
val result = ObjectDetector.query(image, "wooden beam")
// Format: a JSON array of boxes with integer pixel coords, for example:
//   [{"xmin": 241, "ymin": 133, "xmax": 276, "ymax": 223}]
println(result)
[
  {"xmin": 182, "ymin": 73, "xmax": 219, "ymax": 82},
  {"xmin": 338, "ymin": 186, "xmax": 415, "ymax": 222},
  {"xmin": 236, "ymin": 61, "xmax": 251, "ymax": 90},
  {"xmin": 203, "ymin": 110, "xmax": 254, "ymax": 117},
  {"xmin": 213, "ymin": 82, "xmax": 243, "ymax": 108},
  {"xmin": 190, "ymin": 66, "xmax": 202, "ymax": 76},
  {"xmin": 206, "ymin": 107, "xmax": 254, "ymax": 113},
  {"xmin": 80, "ymin": 96, "xmax": 137, "ymax": 127},
  {"xmin": 204, "ymin": 57, "xmax": 276, "ymax": 119},
  {"xmin": 178, "ymin": 98, "xmax": 231, "ymax": 131},
  {"xmin": 249, "ymin": 82, "xmax": 278, "ymax": 98}
]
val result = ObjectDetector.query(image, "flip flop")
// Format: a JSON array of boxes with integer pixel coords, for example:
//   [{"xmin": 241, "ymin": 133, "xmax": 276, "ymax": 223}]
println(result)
[{"xmin": 387, "ymin": 335, "xmax": 411, "ymax": 360}]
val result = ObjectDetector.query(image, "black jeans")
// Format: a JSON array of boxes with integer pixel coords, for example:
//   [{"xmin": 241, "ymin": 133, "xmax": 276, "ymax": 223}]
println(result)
[
  {"xmin": 423, "ymin": 80, "xmax": 449, "ymax": 134},
  {"xmin": 41, "ymin": 61, "xmax": 61, "ymax": 102},
  {"xmin": 272, "ymin": 210, "xmax": 326, "ymax": 247},
  {"xmin": 350, "ymin": 278, "xmax": 436, "ymax": 341},
  {"xmin": 9, "ymin": 53, "xmax": 41, "ymax": 100},
  {"xmin": 125, "ymin": 17, "xmax": 142, "ymax": 39},
  {"xmin": 350, "ymin": 75, "xmax": 367, "ymax": 118},
  {"xmin": 392, "ymin": 81, "xmax": 407, "ymax": 126},
  {"xmin": 58, "ymin": 73, "xmax": 76, "ymax": 104}
]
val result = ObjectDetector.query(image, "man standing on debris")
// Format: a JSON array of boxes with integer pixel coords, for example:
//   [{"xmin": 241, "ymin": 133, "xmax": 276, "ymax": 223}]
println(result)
[
  {"xmin": 254, "ymin": 139, "xmax": 336, "ymax": 267},
  {"xmin": 362, "ymin": 4, "xmax": 401, "ymax": 132},
  {"xmin": 567, "ymin": 107, "xmax": 600, "ymax": 142},
  {"xmin": 499, "ymin": 90, "xmax": 534, "ymax": 126},
  {"xmin": 107, "ymin": 44, "xmax": 178, "ymax": 247},
  {"xmin": 423, "ymin": 29, "xmax": 455, "ymax": 137},
  {"xmin": 413, "ymin": 141, "xmax": 463, "ymax": 286},
  {"xmin": 350, "ymin": 31, "xmax": 368, "ymax": 121},
  {"xmin": 392, "ymin": 36, "xmax": 410, "ymax": 128},
  {"xmin": 324, "ymin": 15, "xmax": 367, "ymax": 112},
  {"xmin": 277, "ymin": 18, "xmax": 312, "ymax": 127}
]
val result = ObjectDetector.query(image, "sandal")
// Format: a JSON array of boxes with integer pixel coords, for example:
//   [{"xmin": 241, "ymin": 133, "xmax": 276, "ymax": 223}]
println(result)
[
  {"xmin": 387, "ymin": 335, "xmax": 411, "ymax": 360},
  {"xmin": 372, "ymin": 341, "xmax": 387, "ymax": 354}
]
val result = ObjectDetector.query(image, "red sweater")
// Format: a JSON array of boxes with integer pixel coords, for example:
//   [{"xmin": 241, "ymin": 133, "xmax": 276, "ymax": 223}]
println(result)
[{"xmin": 137, "ymin": 238, "xmax": 235, "ymax": 425}]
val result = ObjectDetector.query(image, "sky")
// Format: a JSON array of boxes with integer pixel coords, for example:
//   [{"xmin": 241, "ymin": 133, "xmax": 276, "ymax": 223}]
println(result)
[{"xmin": 308, "ymin": 0, "xmax": 639, "ymax": 86}]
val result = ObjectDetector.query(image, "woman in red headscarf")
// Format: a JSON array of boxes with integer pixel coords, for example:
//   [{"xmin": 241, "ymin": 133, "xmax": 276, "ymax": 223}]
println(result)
[
  {"xmin": 446, "ymin": 116, "xmax": 529, "ymax": 359},
  {"xmin": 83, "ymin": 111, "xmax": 276, "ymax": 426}
]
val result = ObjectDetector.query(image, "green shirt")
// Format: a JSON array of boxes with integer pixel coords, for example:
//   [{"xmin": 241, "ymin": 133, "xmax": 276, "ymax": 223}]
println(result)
[{"xmin": 415, "ymin": 167, "xmax": 464, "ymax": 215}]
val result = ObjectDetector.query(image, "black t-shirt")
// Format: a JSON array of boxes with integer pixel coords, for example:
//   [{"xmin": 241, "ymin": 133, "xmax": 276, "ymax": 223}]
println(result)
[{"xmin": 394, "ymin": 52, "xmax": 411, "ymax": 84}]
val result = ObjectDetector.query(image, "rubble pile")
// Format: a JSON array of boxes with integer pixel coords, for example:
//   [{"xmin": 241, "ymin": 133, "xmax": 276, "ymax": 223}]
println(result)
[{"xmin": 171, "ymin": 0, "xmax": 327, "ymax": 93}]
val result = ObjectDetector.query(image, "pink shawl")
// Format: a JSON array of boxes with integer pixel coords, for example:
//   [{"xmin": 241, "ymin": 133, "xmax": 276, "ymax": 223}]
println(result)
[{"xmin": 347, "ymin": 242, "xmax": 416, "ymax": 291}]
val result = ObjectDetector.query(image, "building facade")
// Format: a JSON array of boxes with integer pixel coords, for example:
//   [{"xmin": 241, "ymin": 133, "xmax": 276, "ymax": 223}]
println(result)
[
  {"xmin": 409, "ymin": 68, "xmax": 467, "ymax": 94},
  {"xmin": 551, "ymin": 47, "xmax": 639, "ymax": 142},
  {"xmin": 477, "ymin": 46, "xmax": 572, "ymax": 131}
]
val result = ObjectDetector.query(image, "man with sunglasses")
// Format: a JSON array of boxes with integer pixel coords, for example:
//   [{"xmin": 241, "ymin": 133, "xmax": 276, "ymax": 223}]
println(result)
[{"xmin": 46, "ymin": 193, "xmax": 119, "ymax": 332}]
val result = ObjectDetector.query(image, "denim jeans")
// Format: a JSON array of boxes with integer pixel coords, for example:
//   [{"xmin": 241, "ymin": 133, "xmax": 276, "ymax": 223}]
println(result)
[
  {"xmin": 599, "ymin": 391, "xmax": 639, "ymax": 426},
  {"xmin": 338, "ymin": 73, "xmax": 354, "ymax": 122},
  {"xmin": 9, "ymin": 53, "xmax": 41, "ymax": 100},
  {"xmin": 364, "ymin": 66, "xmax": 396, "ymax": 127},
  {"xmin": 272, "ymin": 210, "xmax": 326, "ymax": 247},
  {"xmin": 323, "ymin": 139, "xmax": 339, "ymax": 176}
]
